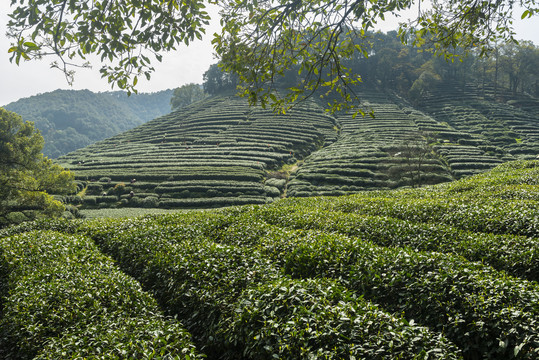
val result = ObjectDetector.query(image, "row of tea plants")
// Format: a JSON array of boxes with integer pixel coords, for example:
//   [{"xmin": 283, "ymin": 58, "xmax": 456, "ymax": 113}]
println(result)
[{"xmin": 1, "ymin": 160, "xmax": 538, "ymax": 359}]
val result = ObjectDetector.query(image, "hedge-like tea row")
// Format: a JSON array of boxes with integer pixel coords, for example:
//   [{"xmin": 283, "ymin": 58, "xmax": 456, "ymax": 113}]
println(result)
[
  {"xmin": 246, "ymin": 205, "xmax": 539, "ymax": 282},
  {"xmin": 78, "ymin": 216, "xmax": 463, "ymax": 359},
  {"xmin": 273, "ymin": 189, "xmax": 539, "ymax": 238},
  {"xmin": 207, "ymin": 215, "xmax": 539, "ymax": 360},
  {"xmin": 280, "ymin": 232, "xmax": 539, "ymax": 357},
  {"xmin": 224, "ymin": 277, "xmax": 462, "ymax": 360},
  {"xmin": 159, "ymin": 196, "xmax": 269, "ymax": 208},
  {"xmin": 335, "ymin": 196, "xmax": 539, "ymax": 237},
  {"xmin": 0, "ymin": 230, "xmax": 200, "ymax": 359},
  {"xmin": 81, "ymin": 217, "xmax": 282, "ymax": 357}
]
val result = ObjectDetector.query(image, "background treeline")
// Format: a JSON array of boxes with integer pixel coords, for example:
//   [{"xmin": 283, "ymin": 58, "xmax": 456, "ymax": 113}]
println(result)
[
  {"xmin": 3, "ymin": 89, "xmax": 173, "ymax": 158},
  {"xmin": 204, "ymin": 31, "xmax": 539, "ymax": 102},
  {"xmin": 350, "ymin": 31, "xmax": 539, "ymax": 101}
]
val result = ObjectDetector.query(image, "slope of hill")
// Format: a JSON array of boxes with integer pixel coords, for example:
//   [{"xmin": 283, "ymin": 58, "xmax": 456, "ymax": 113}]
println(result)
[
  {"xmin": 1, "ymin": 160, "xmax": 538, "ymax": 359},
  {"xmin": 286, "ymin": 83, "xmax": 539, "ymax": 197},
  {"xmin": 3, "ymin": 89, "xmax": 173, "ymax": 158},
  {"xmin": 55, "ymin": 83, "xmax": 539, "ymax": 209},
  {"xmin": 417, "ymin": 81, "xmax": 539, "ymax": 160},
  {"xmin": 58, "ymin": 95, "xmax": 337, "ymax": 208}
]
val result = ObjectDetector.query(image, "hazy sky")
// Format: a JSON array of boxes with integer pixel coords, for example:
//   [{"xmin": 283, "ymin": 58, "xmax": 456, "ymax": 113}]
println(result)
[{"xmin": 1, "ymin": 3, "xmax": 538, "ymax": 106}]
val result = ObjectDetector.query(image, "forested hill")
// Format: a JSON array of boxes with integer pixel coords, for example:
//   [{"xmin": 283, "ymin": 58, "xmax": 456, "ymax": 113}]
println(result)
[{"xmin": 3, "ymin": 89, "xmax": 173, "ymax": 158}]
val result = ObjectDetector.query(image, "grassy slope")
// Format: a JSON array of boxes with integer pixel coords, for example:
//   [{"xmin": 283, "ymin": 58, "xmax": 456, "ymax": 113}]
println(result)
[{"xmin": 1, "ymin": 160, "xmax": 538, "ymax": 359}]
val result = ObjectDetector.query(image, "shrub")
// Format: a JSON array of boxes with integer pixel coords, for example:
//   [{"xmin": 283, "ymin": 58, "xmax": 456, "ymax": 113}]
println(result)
[
  {"xmin": 263, "ymin": 185, "xmax": 281, "ymax": 197},
  {"xmin": 112, "ymin": 182, "xmax": 127, "ymax": 195},
  {"xmin": 86, "ymin": 183, "xmax": 103, "ymax": 195},
  {"xmin": 82, "ymin": 221, "xmax": 281, "ymax": 357},
  {"xmin": 252, "ymin": 206, "xmax": 539, "ymax": 282},
  {"xmin": 0, "ymin": 231, "xmax": 200, "ymax": 360},
  {"xmin": 265, "ymin": 177, "xmax": 286, "ymax": 189},
  {"xmin": 5, "ymin": 212, "xmax": 28, "ymax": 224},
  {"xmin": 61, "ymin": 211, "xmax": 74, "ymax": 219},
  {"xmin": 82, "ymin": 196, "xmax": 97, "ymax": 206},
  {"xmin": 97, "ymin": 195, "xmax": 118, "ymax": 204},
  {"xmin": 142, "ymin": 196, "xmax": 159, "ymax": 208},
  {"xmin": 279, "ymin": 231, "xmax": 539, "ymax": 360},
  {"xmin": 224, "ymin": 277, "xmax": 462, "ymax": 359}
]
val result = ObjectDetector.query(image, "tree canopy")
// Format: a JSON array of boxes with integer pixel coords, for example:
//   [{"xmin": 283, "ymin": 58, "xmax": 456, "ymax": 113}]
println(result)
[
  {"xmin": 170, "ymin": 83, "xmax": 207, "ymax": 110},
  {"xmin": 6, "ymin": 0, "xmax": 539, "ymax": 111},
  {"xmin": 6, "ymin": 0, "xmax": 209, "ymax": 93},
  {"xmin": 203, "ymin": 63, "xmax": 239, "ymax": 95},
  {"xmin": 0, "ymin": 108, "xmax": 76, "ymax": 226}
]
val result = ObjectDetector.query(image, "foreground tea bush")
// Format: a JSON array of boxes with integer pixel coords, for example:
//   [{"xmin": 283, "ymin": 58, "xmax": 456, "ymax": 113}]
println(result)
[
  {"xmin": 223, "ymin": 278, "xmax": 463, "ymax": 359},
  {"xmin": 193, "ymin": 212, "xmax": 538, "ymax": 359},
  {"xmin": 82, "ymin": 217, "xmax": 281, "ymax": 357},
  {"xmin": 79, "ymin": 216, "xmax": 464, "ymax": 359},
  {"xmin": 179, "ymin": 214, "xmax": 539, "ymax": 359},
  {"xmin": 247, "ymin": 205, "xmax": 539, "ymax": 282},
  {"xmin": 0, "ymin": 231, "xmax": 200, "ymax": 360},
  {"xmin": 278, "ymin": 231, "xmax": 539, "ymax": 360}
]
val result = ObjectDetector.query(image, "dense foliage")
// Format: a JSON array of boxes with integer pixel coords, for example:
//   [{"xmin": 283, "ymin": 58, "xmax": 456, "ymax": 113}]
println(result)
[
  {"xmin": 350, "ymin": 33, "xmax": 539, "ymax": 100},
  {"xmin": 3, "ymin": 89, "xmax": 173, "ymax": 158},
  {"xmin": 6, "ymin": 1, "xmax": 538, "ymax": 111},
  {"xmin": 208, "ymin": 32, "xmax": 539, "ymax": 105},
  {"xmin": 6, "ymin": 0, "xmax": 209, "ymax": 93},
  {"xmin": 0, "ymin": 108, "xmax": 75, "ymax": 227},
  {"xmin": 1, "ymin": 160, "xmax": 538, "ymax": 359},
  {"xmin": 0, "ymin": 230, "xmax": 200, "ymax": 359},
  {"xmin": 170, "ymin": 84, "xmax": 207, "ymax": 110}
]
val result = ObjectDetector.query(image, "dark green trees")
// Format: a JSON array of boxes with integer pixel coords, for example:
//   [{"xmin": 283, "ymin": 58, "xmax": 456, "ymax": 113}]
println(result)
[
  {"xmin": 170, "ymin": 83, "xmax": 207, "ymax": 110},
  {"xmin": 0, "ymin": 108, "xmax": 75, "ymax": 226}
]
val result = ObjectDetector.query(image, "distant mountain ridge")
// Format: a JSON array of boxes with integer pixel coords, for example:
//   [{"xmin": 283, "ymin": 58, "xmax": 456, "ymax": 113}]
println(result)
[{"xmin": 3, "ymin": 89, "xmax": 173, "ymax": 158}]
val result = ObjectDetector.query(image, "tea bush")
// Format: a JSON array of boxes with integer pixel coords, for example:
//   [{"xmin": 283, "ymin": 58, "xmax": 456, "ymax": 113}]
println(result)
[
  {"xmin": 0, "ymin": 231, "xmax": 200, "ymax": 359},
  {"xmin": 201, "ymin": 213, "xmax": 539, "ymax": 359},
  {"xmin": 279, "ymin": 231, "xmax": 539, "ymax": 360},
  {"xmin": 249, "ymin": 205, "xmax": 539, "ymax": 281},
  {"xmin": 82, "ymin": 218, "xmax": 281, "ymax": 356},
  {"xmin": 223, "ymin": 278, "xmax": 462, "ymax": 360}
]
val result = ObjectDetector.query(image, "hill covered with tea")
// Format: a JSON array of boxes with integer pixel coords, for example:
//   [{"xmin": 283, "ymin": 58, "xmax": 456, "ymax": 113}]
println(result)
[{"xmin": 57, "ymin": 81, "xmax": 539, "ymax": 210}]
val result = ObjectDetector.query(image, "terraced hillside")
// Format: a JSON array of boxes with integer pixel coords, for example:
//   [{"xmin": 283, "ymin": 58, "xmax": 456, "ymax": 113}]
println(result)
[
  {"xmin": 58, "ymin": 95, "xmax": 337, "ymax": 208},
  {"xmin": 288, "ymin": 90, "xmax": 455, "ymax": 196},
  {"xmin": 418, "ymin": 82, "xmax": 539, "ymax": 160},
  {"xmin": 286, "ymin": 84, "xmax": 531, "ymax": 197},
  {"xmin": 58, "ymin": 83, "xmax": 539, "ymax": 208},
  {"xmin": 1, "ymin": 160, "xmax": 539, "ymax": 359}
]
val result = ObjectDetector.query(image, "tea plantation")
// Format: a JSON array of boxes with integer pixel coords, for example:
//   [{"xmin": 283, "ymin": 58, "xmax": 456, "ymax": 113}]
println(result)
[
  {"xmin": 55, "ymin": 83, "xmax": 539, "ymax": 210},
  {"xmin": 286, "ymin": 84, "xmax": 539, "ymax": 197},
  {"xmin": 1, "ymin": 160, "xmax": 538, "ymax": 359},
  {"xmin": 57, "ymin": 95, "xmax": 337, "ymax": 209}
]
